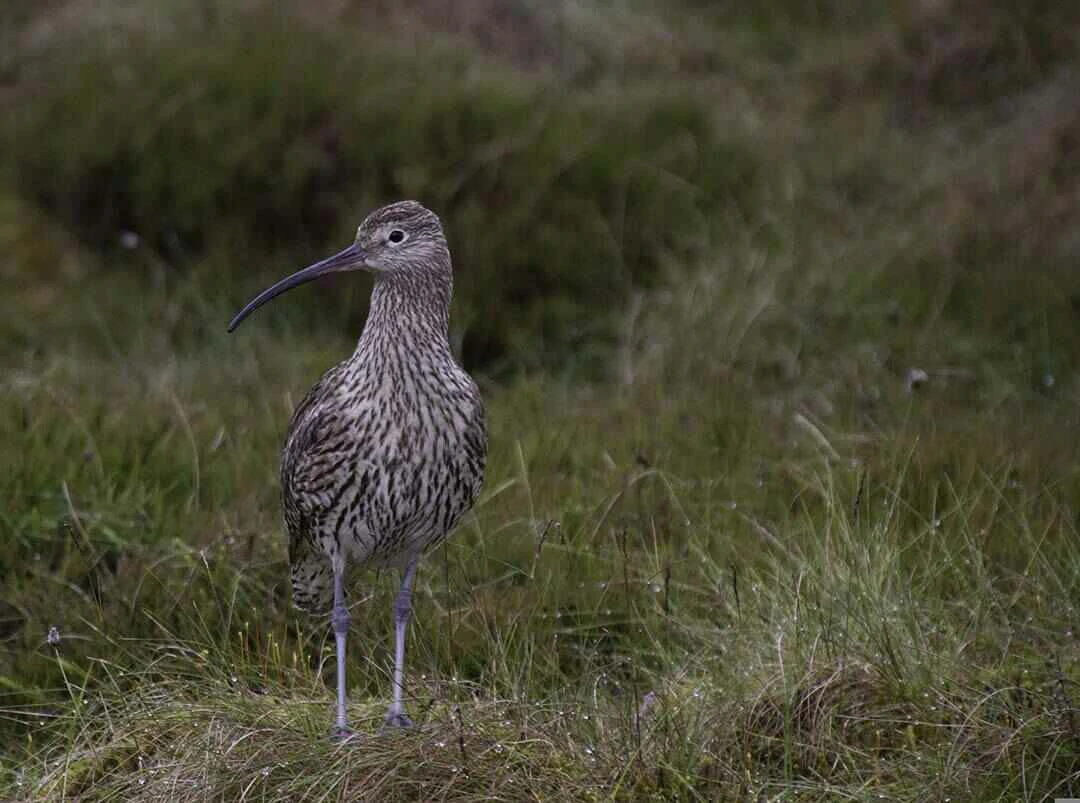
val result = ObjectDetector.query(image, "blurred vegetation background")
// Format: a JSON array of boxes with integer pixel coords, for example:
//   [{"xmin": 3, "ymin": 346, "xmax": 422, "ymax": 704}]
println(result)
[{"xmin": 2, "ymin": 0, "xmax": 1080, "ymax": 799}]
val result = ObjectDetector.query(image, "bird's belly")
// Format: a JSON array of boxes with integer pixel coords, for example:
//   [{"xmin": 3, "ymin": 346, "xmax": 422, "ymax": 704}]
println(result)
[
  {"xmin": 292, "ymin": 430, "xmax": 480, "ymax": 569},
  {"xmin": 343, "ymin": 460, "xmax": 471, "ymax": 565}
]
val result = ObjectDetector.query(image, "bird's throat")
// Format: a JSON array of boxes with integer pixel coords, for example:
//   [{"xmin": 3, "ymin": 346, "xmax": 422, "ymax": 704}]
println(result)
[{"xmin": 356, "ymin": 274, "xmax": 453, "ymax": 360}]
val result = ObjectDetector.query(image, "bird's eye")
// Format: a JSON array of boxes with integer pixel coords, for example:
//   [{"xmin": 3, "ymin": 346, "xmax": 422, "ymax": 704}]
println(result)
[{"xmin": 388, "ymin": 230, "xmax": 406, "ymax": 244}]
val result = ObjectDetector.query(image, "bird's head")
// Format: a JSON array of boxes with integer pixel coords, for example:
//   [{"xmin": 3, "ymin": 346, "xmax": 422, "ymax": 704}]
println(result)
[{"xmin": 227, "ymin": 200, "xmax": 449, "ymax": 332}]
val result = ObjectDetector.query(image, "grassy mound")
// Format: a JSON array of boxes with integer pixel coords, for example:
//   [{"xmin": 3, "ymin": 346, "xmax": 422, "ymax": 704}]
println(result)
[{"xmin": 10, "ymin": 417, "xmax": 1080, "ymax": 799}]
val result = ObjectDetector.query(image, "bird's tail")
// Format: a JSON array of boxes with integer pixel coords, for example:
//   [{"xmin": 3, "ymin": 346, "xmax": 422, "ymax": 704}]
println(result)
[{"xmin": 288, "ymin": 539, "xmax": 335, "ymax": 614}]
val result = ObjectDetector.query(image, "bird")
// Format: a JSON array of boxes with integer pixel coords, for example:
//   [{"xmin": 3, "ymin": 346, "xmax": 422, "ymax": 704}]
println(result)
[{"xmin": 227, "ymin": 201, "xmax": 486, "ymax": 738}]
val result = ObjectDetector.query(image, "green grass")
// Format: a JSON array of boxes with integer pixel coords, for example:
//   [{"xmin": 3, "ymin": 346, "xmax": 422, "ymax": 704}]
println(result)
[
  {"xmin": 6, "ymin": 4, "xmax": 758, "ymax": 371},
  {"xmin": 2, "ymin": 0, "xmax": 1080, "ymax": 799}
]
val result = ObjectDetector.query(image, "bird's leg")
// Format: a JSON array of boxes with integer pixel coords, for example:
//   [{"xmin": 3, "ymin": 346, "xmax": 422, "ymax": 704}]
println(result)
[
  {"xmin": 330, "ymin": 564, "xmax": 352, "ymax": 740},
  {"xmin": 383, "ymin": 558, "xmax": 418, "ymax": 730}
]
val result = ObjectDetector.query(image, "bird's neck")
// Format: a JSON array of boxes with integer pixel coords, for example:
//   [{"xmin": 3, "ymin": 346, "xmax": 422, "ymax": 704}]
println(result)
[{"xmin": 354, "ymin": 272, "xmax": 453, "ymax": 361}]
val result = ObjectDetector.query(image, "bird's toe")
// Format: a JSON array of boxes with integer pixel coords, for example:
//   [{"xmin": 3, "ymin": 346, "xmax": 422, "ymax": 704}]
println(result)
[
  {"xmin": 381, "ymin": 709, "xmax": 414, "ymax": 732},
  {"xmin": 330, "ymin": 724, "xmax": 358, "ymax": 743}
]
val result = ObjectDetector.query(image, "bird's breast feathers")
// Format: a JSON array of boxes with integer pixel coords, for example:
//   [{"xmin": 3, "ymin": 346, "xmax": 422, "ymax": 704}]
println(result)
[{"xmin": 281, "ymin": 367, "xmax": 485, "ymax": 564}]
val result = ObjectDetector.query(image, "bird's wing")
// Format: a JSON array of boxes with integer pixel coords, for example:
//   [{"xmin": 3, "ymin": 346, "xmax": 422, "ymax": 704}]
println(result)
[
  {"xmin": 280, "ymin": 362, "xmax": 348, "ymax": 546},
  {"xmin": 285, "ymin": 361, "xmax": 346, "ymax": 444}
]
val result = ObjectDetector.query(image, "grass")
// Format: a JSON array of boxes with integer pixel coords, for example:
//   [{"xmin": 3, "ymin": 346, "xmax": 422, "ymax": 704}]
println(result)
[
  {"xmin": 2, "ymin": 0, "xmax": 1080, "ymax": 799},
  {"xmin": 6, "ymin": 3, "xmax": 758, "ymax": 370}
]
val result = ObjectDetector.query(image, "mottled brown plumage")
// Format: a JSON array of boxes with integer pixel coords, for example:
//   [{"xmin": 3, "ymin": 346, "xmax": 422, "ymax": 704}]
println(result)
[{"xmin": 229, "ymin": 201, "xmax": 486, "ymax": 737}]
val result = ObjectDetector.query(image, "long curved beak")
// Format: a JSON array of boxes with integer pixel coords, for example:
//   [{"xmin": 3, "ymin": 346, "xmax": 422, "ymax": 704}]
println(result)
[{"xmin": 227, "ymin": 243, "xmax": 367, "ymax": 332}]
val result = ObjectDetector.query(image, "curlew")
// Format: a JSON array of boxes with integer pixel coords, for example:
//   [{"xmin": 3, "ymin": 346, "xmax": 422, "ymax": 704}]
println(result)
[{"xmin": 228, "ymin": 201, "xmax": 486, "ymax": 737}]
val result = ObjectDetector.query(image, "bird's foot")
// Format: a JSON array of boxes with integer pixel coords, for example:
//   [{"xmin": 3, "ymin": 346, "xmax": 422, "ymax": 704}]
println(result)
[
  {"xmin": 330, "ymin": 724, "xmax": 358, "ymax": 743},
  {"xmin": 380, "ymin": 706, "xmax": 414, "ymax": 732}
]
